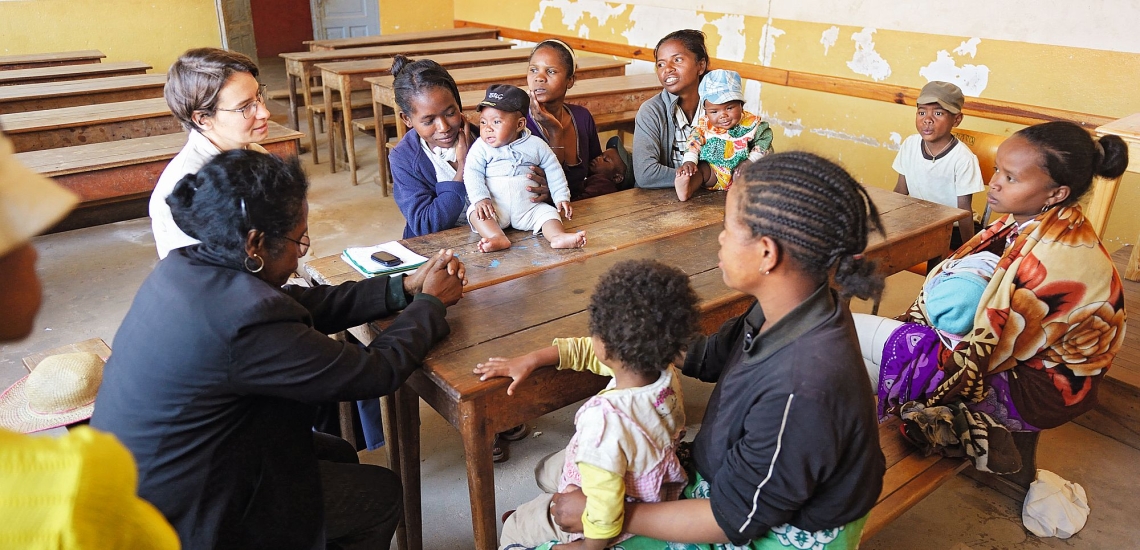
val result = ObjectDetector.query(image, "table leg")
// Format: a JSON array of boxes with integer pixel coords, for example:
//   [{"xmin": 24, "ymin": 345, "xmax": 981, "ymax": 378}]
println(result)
[
  {"xmin": 341, "ymin": 76, "xmax": 359, "ymax": 186},
  {"xmin": 303, "ymin": 71, "xmax": 320, "ymax": 164},
  {"xmin": 380, "ymin": 394, "xmax": 408, "ymax": 550},
  {"xmin": 458, "ymin": 400, "xmax": 498, "ymax": 550},
  {"xmin": 287, "ymin": 74, "xmax": 299, "ymax": 131},
  {"xmin": 374, "ymin": 99, "xmax": 389, "ymax": 196},
  {"xmin": 324, "ymin": 78, "xmax": 338, "ymax": 173},
  {"xmin": 396, "ymin": 386, "xmax": 423, "ymax": 550}
]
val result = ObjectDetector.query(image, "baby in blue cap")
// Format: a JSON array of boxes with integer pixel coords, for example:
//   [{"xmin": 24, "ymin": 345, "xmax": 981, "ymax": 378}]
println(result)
[
  {"xmin": 674, "ymin": 69, "xmax": 773, "ymax": 201},
  {"xmin": 923, "ymin": 251, "xmax": 1000, "ymax": 345}
]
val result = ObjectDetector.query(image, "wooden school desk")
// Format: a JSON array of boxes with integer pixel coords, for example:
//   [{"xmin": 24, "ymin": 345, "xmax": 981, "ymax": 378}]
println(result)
[
  {"xmin": 0, "ymin": 73, "xmax": 166, "ymax": 115},
  {"xmin": 0, "ymin": 61, "xmax": 151, "ymax": 87},
  {"xmin": 0, "ymin": 98, "xmax": 178, "ymax": 153},
  {"xmin": 0, "ymin": 50, "xmax": 104, "ymax": 71},
  {"xmin": 16, "ymin": 122, "xmax": 303, "ymax": 231},
  {"xmin": 331, "ymin": 56, "xmax": 627, "ymax": 186},
  {"xmin": 368, "ymin": 72, "xmax": 658, "ymax": 191},
  {"xmin": 304, "ymin": 186, "xmax": 970, "ymax": 549},
  {"xmin": 305, "ymin": 27, "xmax": 498, "ymax": 51},
  {"xmin": 280, "ymin": 38, "xmax": 513, "ymax": 151}
]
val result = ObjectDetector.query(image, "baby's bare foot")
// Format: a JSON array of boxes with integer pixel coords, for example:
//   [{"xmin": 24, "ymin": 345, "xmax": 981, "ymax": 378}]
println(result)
[
  {"xmin": 477, "ymin": 235, "xmax": 511, "ymax": 253},
  {"xmin": 549, "ymin": 231, "xmax": 586, "ymax": 249},
  {"xmin": 674, "ymin": 173, "xmax": 693, "ymax": 201}
]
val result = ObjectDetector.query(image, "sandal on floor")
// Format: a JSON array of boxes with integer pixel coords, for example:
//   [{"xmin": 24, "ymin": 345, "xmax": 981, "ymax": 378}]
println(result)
[
  {"xmin": 493, "ymin": 435, "xmax": 508, "ymax": 463},
  {"xmin": 500, "ymin": 424, "xmax": 530, "ymax": 442}
]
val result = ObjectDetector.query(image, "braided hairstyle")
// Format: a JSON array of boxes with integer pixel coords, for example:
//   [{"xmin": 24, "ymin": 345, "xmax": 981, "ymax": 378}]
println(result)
[
  {"xmin": 1014, "ymin": 121, "xmax": 1129, "ymax": 205},
  {"xmin": 735, "ymin": 151, "xmax": 885, "ymax": 301},
  {"xmin": 390, "ymin": 54, "xmax": 462, "ymax": 116}
]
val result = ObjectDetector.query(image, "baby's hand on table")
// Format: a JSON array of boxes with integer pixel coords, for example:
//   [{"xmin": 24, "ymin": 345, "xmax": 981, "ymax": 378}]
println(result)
[
  {"xmin": 473, "ymin": 355, "xmax": 537, "ymax": 396},
  {"xmin": 558, "ymin": 201, "xmax": 573, "ymax": 220}
]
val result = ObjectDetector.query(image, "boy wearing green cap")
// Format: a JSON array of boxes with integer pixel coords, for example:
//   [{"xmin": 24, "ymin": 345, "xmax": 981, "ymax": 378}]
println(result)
[{"xmin": 893, "ymin": 81, "xmax": 984, "ymax": 250}]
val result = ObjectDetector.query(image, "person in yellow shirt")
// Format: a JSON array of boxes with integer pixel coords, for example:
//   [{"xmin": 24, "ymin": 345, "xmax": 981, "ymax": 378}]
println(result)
[
  {"xmin": 0, "ymin": 129, "xmax": 179, "ymax": 549},
  {"xmin": 475, "ymin": 260, "xmax": 699, "ymax": 549}
]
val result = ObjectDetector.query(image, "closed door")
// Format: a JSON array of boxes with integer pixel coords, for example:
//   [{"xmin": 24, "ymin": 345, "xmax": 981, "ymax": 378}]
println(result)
[{"xmin": 310, "ymin": 0, "xmax": 379, "ymax": 40}]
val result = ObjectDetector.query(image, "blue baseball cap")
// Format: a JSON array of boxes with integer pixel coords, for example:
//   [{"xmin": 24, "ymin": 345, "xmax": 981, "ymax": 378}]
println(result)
[{"xmin": 699, "ymin": 69, "xmax": 744, "ymax": 105}]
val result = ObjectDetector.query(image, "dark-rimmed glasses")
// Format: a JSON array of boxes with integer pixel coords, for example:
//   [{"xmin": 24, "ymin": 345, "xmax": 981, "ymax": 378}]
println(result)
[
  {"xmin": 281, "ymin": 232, "xmax": 310, "ymax": 257},
  {"xmin": 215, "ymin": 84, "xmax": 268, "ymax": 119}
]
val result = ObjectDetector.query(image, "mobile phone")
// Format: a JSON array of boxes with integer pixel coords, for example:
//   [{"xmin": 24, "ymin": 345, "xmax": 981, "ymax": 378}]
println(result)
[{"xmin": 370, "ymin": 251, "xmax": 402, "ymax": 267}]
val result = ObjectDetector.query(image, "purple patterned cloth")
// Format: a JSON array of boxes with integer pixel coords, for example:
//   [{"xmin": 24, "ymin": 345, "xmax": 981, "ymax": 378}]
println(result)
[{"xmin": 877, "ymin": 323, "xmax": 1038, "ymax": 432}]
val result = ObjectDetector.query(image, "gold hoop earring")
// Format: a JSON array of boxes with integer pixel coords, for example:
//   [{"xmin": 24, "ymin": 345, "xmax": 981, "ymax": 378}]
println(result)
[{"xmin": 244, "ymin": 254, "xmax": 265, "ymax": 273}]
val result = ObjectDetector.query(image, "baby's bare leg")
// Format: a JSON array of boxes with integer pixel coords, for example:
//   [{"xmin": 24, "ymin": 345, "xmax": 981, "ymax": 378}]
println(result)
[
  {"xmin": 699, "ymin": 162, "xmax": 718, "ymax": 187},
  {"xmin": 541, "ymin": 219, "xmax": 586, "ymax": 249},
  {"xmin": 470, "ymin": 215, "xmax": 511, "ymax": 252}
]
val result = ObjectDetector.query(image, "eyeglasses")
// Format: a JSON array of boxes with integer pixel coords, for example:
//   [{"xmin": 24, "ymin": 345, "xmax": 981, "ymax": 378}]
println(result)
[
  {"xmin": 281, "ymin": 232, "xmax": 310, "ymax": 257},
  {"xmin": 215, "ymin": 84, "xmax": 267, "ymax": 119}
]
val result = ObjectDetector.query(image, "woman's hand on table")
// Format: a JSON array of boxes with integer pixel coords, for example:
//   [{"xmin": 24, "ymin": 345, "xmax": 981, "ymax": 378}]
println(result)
[
  {"xmin": 418, "ymin": 249, "xmax": 466, "ymax": 306},
  {"xmin": 526, "ymin": 165, "xmax": 551, "ymax": 203}
]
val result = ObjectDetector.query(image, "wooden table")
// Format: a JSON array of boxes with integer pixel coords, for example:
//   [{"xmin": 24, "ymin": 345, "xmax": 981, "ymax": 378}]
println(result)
[
  {"xmin": 305, "ymin": 27, "xmax": 498, "ymax": 51},
  {"xmin": 280, "ymin": 38, "xmax": 513, "ymax": 153},
  {"xmin": 0, "ymin": 73, "xmax": 166, "ymax": 115},
  {"xmin": 0, "ymin": 61, "xmax": 151, "ymax": 87},
  {"xmin": 0, "ymin": 50, "xmax": 104, "ymax": 71},
  {"xmin": 16, "ymin": 121, "xmax": 303, "ymax": 231},
  {"xmin": 330, "ymin": 55, "xmax": 627, "ymax": 186},
  {"xmin": 0, "ymin": 98, "xmax": 178, "ymax": 152},
  {"xmin": 368, "ymin": 72, "xmax": 658, "ymax": 191},
  {"xmin": 305, "ymin": 186, "xmax": 969, "ymax": 549},
  {"xmin": 1096, "ymin": 113, "xmax": 1140, "ymax": 280}
]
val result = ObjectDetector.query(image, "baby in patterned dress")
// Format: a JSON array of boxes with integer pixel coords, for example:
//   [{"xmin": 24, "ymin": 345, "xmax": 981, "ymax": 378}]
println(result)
[
  {"xmin": 474, "ymin": 260, "xmax": 700, "ymax": 550},
  {"xmin": 674, "ymin": 69, "xmax": 774, "ymax": 201}
]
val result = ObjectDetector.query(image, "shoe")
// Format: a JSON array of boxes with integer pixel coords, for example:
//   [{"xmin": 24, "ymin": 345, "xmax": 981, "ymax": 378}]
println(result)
[
  {"xmin": 493, "ymin": 435, "xmax": 508, "ymax": 463},
  {"xmin": 500, "ymin": 424, "xmax": 530, "ymax": 442}
]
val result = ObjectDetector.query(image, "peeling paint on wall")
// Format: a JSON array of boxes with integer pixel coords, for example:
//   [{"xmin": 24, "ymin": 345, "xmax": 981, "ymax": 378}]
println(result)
[
  {"xmin": 710, "ymin": 14, "xmax": 746, "ymax": 62},
  {"xmin": 529, "ymin": 0, "xmax": 627, "ymax": 36},
  {"xmin": 810, "ymin": 127, "xmax": 881, "ymax": 147},
  {"xmin": 919, "ymin": 50, "xmax": 990, "ymax": 96},
  {"xmin": 820, "ymin": 25, "xmax": 839, "ymax": 55},
  {"xmin": 759, "ymin": 17, "xmax": 784, "ymax": 66},
  {"xmin": 743, "ymin": 78, "xmax": 762, "ymax": 114},
  {"xmin": 954, "ymin": 37, "xmax": 981, "ymax": 58},
  {"xmin": 764, "ymin": 113, "xmax": 803, "ymax": 137},
  {"xmin": 889, "ymin": 132, "xmax": 902, "ymax": 146},
  {"xmin": 847, "ymin": 28, "xmax": 891, "ymax": 81},
  {"xmin": 621, "ymin": 5, "xmax": 708, "ymax": 48}
]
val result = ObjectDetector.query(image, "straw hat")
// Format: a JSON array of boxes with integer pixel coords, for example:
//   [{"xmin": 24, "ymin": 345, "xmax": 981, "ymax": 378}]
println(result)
[
  {"xmin": 0, "ymin": 130, "xmax": 78, "ymax": 258},
  {"xmin": 0, "ymin": 352, "xmax": 104, "ymax": 433}
]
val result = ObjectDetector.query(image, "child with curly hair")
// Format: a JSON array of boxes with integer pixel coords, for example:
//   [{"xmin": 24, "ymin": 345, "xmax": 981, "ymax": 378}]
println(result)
[{"xmin": 475, "ymin": 260, "xmax": 699, "ymax": 550}]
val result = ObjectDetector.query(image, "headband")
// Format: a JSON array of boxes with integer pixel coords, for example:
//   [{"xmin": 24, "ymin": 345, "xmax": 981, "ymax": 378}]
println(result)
[{"xmin": 532, "ymin": 39, "xmax": 578, "ymax": 75}]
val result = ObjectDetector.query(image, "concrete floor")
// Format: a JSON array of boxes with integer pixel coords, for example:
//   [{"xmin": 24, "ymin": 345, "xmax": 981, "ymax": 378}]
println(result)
[{"xmin": 4, "ymin": 58, "xmax": 1138, "ymax": 549}]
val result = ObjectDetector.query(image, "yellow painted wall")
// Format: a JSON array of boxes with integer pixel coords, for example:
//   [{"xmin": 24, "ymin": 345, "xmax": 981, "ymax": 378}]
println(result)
[
  {"xmin": 0, "ymin": 0, "xmax": 220, "ymax": 74},
  {"xmin": 457, "ymin": 1, "xmax": 1140, "ymax": 249},
  {"xmin": 381, "ymin": 0, "xmax": 455, "ymax": 33}
]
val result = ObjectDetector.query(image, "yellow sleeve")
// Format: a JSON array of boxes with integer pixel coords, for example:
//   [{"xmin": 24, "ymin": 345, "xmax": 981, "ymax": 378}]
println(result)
[
  {"xmin": 578, "ymin": 462, "xmax": 625, "ymax": 541},
  {"xmin": 552, "ymin": 337, "xmax": 613, "ymax": 377}
]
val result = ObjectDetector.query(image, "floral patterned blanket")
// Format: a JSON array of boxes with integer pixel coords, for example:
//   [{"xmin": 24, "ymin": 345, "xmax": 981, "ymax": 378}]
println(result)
[{"xmin": 882, "ymin": 206, "xmax": 1126, "ymax": 471}]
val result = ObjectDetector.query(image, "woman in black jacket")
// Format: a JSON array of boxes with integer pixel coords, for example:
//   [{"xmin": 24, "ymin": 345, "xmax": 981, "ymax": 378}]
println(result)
[{"xmin": 91, "ymin": 150, "xmax": 465, "ymax": 549}]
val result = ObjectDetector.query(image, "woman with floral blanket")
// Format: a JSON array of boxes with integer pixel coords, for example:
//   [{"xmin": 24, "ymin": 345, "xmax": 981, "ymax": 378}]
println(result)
[{"xmin": 854, "ymin": 121, "xmax": 1128, "ymax": 474}]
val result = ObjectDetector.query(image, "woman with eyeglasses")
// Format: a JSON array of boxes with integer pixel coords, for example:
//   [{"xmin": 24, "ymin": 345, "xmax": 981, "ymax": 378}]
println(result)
[
  {"xmin": 93, "ymin": 150, "xmax": 467, "ymax": 549},
  {"xmin": 149, "ymin": 48, "xmax": 273, "ymax": 259}
]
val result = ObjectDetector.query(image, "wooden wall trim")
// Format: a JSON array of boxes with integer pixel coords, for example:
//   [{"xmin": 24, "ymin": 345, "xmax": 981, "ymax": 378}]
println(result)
[{"xmin": 457, "ymin": 20, "xmax": 1114, "ymax": 130}]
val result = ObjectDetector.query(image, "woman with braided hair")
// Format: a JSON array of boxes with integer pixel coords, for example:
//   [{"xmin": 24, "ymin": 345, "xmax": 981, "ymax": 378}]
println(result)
[
  {"xmin": 854, "ymin": 121, "xmax": 1128, "ymax": 477},
  {"xmin": 548, "ymin": 151, "xmax": 886, "ymax": 549}
]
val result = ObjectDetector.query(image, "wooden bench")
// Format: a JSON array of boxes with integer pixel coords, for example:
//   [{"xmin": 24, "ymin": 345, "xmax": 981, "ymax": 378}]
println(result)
[
  {"xmin": 0, "ymin": 50, "xmax": 104, "ymax": 71},
  {"xmin": 15, "ymin": 122, "xmax": 303, "ymax": 231},
  {"xmin": 0, "ymin": 61, "xmax": 151, "ymax": 87},
  {"xmin": 0, "ymin": 98, "xmax": 179, "ymax": 152},
  {"xmin": 305, "ymin": 27, "xmax": 498, "ymax": 51},
  {"xmin": 280, "ymin": 39, "xmax": 514, "ymax": 150},
  {"xmin": 330, "ymin": 56, "xmax": 626, "ymax": 185},
  {"xmin": 0, "ymin": 73, "xmax": 167, "ymax": 115}
]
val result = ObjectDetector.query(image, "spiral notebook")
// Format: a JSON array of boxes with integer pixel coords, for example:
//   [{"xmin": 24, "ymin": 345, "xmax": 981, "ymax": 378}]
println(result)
[{"xmin": 342, "ymin": 242, "xmax": 428, "ymax": 277}]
